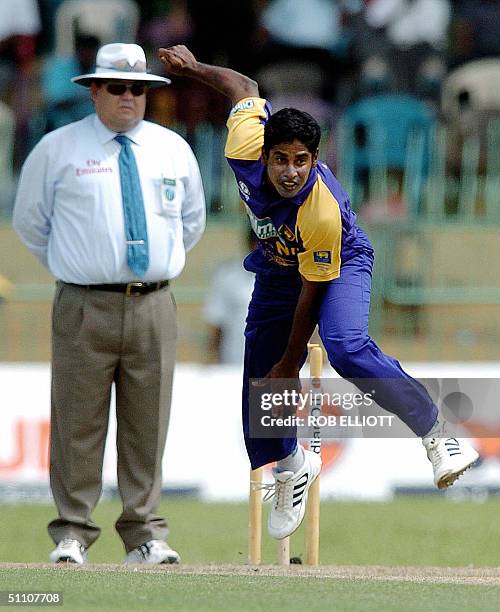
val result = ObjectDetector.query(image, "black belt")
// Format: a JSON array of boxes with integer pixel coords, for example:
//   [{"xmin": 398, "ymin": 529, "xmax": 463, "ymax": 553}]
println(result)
[{"xmin": 68, "ymin": 281, "xmax": 169, "ymax": 297}]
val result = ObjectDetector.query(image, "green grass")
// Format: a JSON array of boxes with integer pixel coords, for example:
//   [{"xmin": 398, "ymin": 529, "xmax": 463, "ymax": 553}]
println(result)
[
  {"xmin": 0, "ymin": 569, "xmax": 499, "ymax": 611},
  {"xmin": 1, "ymin": 498, "xmax": 499, "ymax": 566},
  {"xmin": 1, "ymin": 499, "xmax": 499, "ymax": 611}
]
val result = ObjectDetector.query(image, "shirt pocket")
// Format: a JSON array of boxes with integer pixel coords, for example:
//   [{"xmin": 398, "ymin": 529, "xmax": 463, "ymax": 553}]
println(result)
[{"xmin": 155, "ymin": 174, "xmax": 184, "ymax": 218}]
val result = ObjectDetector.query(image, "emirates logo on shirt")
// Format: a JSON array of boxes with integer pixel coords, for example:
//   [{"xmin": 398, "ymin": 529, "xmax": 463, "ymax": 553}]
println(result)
[{"xmin": 76, "ymin": 159, "xmax": 112, "ymax": 176}]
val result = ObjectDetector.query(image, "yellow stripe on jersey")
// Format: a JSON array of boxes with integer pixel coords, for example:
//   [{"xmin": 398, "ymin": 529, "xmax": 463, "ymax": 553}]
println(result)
[
  {"xmin": 297, "ymin": 176, "xmax": 342, "ymax": 281},
  {"xmin": 225, "ymin": 97, "xmax": 267, "ymax": 161}
]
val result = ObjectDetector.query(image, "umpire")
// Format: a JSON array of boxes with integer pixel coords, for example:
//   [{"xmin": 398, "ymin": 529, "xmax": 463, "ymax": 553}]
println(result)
[{"xmin": 13, "ymin": 43, "xmax": 206, "ymax": 564}]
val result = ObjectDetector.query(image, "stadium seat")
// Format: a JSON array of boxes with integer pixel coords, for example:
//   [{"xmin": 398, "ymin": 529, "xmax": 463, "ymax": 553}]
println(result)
[{"xmin": 337, "ymin": 94, "xmax": 435, "ymax": 216}]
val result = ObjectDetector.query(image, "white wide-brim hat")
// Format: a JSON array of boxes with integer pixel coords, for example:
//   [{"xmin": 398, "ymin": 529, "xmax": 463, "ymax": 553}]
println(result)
[{"xmin": 72, "ymin": 43, "xmax": 171, "ymax": 87}]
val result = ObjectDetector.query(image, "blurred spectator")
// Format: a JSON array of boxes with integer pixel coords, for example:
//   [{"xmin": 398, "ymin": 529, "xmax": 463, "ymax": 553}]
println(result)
[
  {"xmin": 187, "ymin": 0, "xmax": 260, "ymax": 75},
  {"xmin": 137, "ymin": 0, "xmax": 193, "ymax": 128},
  {"xmin": 441, "ymin": 58, "xmax": 500, "ymax": 175},
  {"xmin": 351, "ymin": 0, "xmax": 451, "ymax": 98},
  {"xmin": 141, "ymin": 0, "xmax": 252, "ymax": 128},
  {"xmin": 37, "ymin": 0, "xmax": 66, "ymax": 53},
  {"xmin": 138, "ymin": 0, "xmax": 192, "ymax": 54},
  {"xmin": 158, "ymin": 0, "xmax": 261, "ymax": 128},
  {"xmin": 38, "ymin": 32, "xmax": 100, "ymax": 134},
  {"xmin": 0, "ymin": 100, "xmax": 16, "ymax": 216},
  {"xmin": 0, "ymin": 0, "xmax": 41, "ymax": 100},
  {"xmin": 261, "ymin": 0, "xmax": 343, "ymax": 53},
  {"xmin": 256, "ymin": 0, "xmax": 349, "ymax": 101},
  {"xmin": 204, "ymin": 228, "xmax": 257, "ymax": 365},
  {"xmin": 0, "ymin": 0, "xmax": 41, "ymax": 172},
  {"xmin": 449, "ymin": 0, "xmax": 500, "ymax": 69},
  {"xmin": 53, "ymin": 0, "xmax": 140, "ymax": 55}
]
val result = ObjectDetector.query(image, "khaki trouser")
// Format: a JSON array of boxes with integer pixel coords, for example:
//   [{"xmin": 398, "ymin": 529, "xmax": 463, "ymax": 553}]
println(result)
[{"xmin": 48, "ymin": 282, "xmax": 176, "ymax": 552}]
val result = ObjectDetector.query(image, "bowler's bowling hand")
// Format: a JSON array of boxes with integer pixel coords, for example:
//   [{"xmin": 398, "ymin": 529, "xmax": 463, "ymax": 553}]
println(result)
[
  {"xmin": 265, "ymin": 360, "xmax": 300, "ymax": 382},
  {"xmin": 264, "ymin": 360, "xmax": 301, "ymax": 418},
  {"xmin": 158, "ymin": 45, "xmax": 198, "ymax": 76}
]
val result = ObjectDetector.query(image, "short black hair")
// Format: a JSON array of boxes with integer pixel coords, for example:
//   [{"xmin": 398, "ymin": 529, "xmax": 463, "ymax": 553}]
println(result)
[{"xmin": 263, "ymin": 108, "xmax": 321, "ymax": 156}]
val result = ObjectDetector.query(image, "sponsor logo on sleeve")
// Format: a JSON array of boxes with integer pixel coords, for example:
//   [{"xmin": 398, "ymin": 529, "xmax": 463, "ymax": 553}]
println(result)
[
  {"xmin": 238, "ymin": 181, "xmax": 251, "ymax": 201},
  {"xmin": 313, "ymin": 251, "xmax": 332, "ymax": 264},
  {"xmin": 230, "ymin": 99, "xmax": 255, "ymax": 116}
]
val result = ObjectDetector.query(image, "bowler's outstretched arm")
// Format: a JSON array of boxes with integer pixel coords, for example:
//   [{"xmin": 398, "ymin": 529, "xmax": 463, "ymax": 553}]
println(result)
[{"xmin": 159, "ymin": 45, "xmax": 258, "ymax": 105}]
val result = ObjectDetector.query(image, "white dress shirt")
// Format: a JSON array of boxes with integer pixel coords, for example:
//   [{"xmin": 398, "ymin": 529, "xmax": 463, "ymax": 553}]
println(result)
[{"xmin": 13, "ymin": 114, "xmax": 206, "ymax": 283}]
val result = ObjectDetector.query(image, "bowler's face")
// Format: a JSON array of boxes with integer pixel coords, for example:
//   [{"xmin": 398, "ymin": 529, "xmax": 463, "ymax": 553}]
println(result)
[
  {"xmin": 262, "ymin": 140, "xmax": 318, "ymax": 199},
  {"xmin": 91, "ymin": 80, "xmax": 147, "ymax": 133}
]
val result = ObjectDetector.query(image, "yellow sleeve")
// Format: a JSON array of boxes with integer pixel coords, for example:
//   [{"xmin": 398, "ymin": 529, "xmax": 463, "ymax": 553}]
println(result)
[
  {"xmin": 297, "ymin": 178, "xmax": 342, "ymax": 281},
  {"xmin": 224, "ymin": 97, "xmax": 268, "ymax": 161}
]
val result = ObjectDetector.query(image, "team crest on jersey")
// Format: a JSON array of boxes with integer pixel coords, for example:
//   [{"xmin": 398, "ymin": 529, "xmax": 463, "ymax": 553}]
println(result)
[
  {"xmin": 279, "ymin": 224, "xmax": 296, "ymax": 242},
  {"xmin": 314, "ymin": 251, "xmax": 332, "ymax": 264}
]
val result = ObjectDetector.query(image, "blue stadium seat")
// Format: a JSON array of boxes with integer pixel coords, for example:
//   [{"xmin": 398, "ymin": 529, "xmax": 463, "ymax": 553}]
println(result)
[{"xmin": 338, "ymin": 94, "xmax": 436, "ymax": 215}]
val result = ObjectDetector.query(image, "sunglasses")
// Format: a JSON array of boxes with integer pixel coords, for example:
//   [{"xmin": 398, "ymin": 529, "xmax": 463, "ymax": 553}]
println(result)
[{"xmin": 104, "ymin": 82, "xmax": 147, "ymax": 96}]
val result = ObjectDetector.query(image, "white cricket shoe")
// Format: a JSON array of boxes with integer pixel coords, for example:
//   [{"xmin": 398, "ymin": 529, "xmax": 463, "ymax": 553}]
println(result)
[
  {"xmin": 268, "ymin": 449, "xmax": 322, "ymax": 540},
  {"xmin": 49, "ymin": 538, "xmax": 87, "ymax": 564},
  {"xmin": 124, "ymin": 540, "xmax": 180, "ymax": 565},
  {"xmin": 423, "ymin": 432, "xmax": 479, "ymax": 489}
]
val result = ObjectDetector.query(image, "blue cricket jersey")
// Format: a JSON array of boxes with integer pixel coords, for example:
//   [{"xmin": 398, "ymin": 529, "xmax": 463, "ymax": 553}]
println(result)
[{"xmin": 224, "ymin": 97, "xmax": 373, "ymax": 281}]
